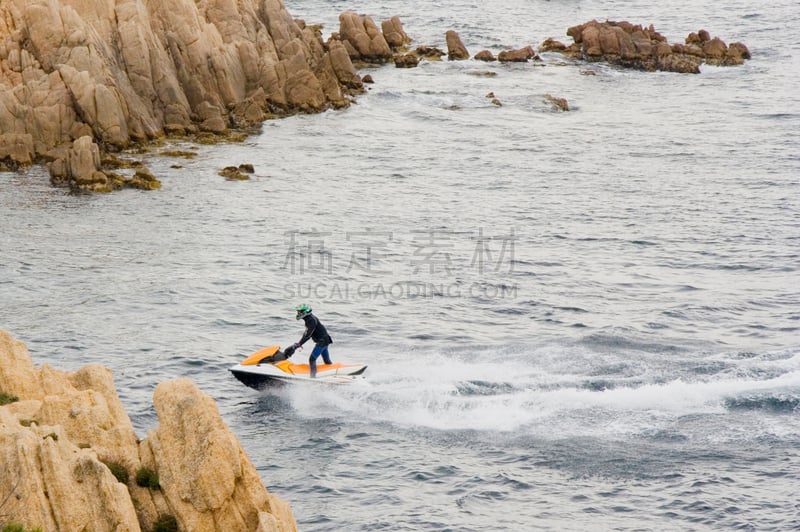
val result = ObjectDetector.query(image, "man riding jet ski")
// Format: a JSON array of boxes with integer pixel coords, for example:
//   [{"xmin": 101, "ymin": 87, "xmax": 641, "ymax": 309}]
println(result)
[{"xmin": 286, "ymin": 304, "xmax": 333, "ymax": 378}]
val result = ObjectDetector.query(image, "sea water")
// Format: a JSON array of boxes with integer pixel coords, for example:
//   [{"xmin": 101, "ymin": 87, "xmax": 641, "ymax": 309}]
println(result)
[{"xmin": 1, "ymin": 0, "xmax": 799, "ymax": 529}]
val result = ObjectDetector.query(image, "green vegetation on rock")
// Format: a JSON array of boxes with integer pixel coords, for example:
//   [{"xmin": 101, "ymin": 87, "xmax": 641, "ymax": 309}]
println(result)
[
  {"xmin": 0, "ymin": 391, "xmax": 19, "ymax": 405},
  {"xmin": 103, "ymin": 460, "xmax": 130, "ymax": 485},
  {"xmin": 135, "ymin": 467, "xmax": 160, "ymax": 490},
  {"xmin": 2, "ymin": 523, "xmax": 43, "ymax": 532},
  {"xmin": 153, "ymin": 514, "xmax": 178, "ymax": 532}
]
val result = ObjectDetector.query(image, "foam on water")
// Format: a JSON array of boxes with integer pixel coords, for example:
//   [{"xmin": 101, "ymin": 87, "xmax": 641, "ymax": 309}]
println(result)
[{"xmin": 277, "ymin": 347, "xmax": 800, "ymax": 440}]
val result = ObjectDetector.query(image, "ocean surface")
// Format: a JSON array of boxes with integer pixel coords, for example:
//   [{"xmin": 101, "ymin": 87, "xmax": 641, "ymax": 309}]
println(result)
[{"xmin": 2, "ymin": 0, "xmax": 799, "ymax": 529}]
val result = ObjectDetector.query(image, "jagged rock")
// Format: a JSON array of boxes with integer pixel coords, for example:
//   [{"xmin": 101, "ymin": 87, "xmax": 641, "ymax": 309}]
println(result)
[
  {"xmin": 474, "ymin": 50, "xmax": 497, "ymax": 62},
  {"xmin": 362, "ymin": 74, "xmax": 375, "ymax": 84},
  {"xmin": 220, "ymin": 166, "xmax": 250, "ymax": 180},
  {"xmin": 0, "ymin": 328, "xmax": 298, "ymax": 532},
  {"xmin": 0, "ymin": 134, "xmax": 34, "ymax": 168},
  {"xmin": 382, "ymin": 16, "xmax": 411, "ymax": 49},
  {"xmin": 394, "ymin": 53, "xmax": 420, "ymax": 68},
  {"xmin": 445, "ymin": 30, "xmax": 470, "ymax": 60},
  {"xmin": 0, "ymin": 330, "xmax": 48, "ymax": 400},
  {"xmin": 539, "ymin": 38, "xmax": 567, "ymax": 53},
  {"xmin": 544, "ymin": 94, "xmax": 570, "ymax": 111},
  {"xmin": 66, "ymin": 136, "xmax": 99, "ymax": 185},
  {"xmin": 47, "ymin": 136, "xmax": 161, "ymax": 192},
  {"xmin": 498, "ymin": 46, "xmax": 537, "ymax": 62},
  {"xmin": 726, "ymin": 41, "xmax": 752, "ymax": 64},
  {"xmin": 327, "ymin": 40, "xmax": 365, "ymax": 91},
  {"xmin": 0, "ymin": 418, "xmax": 141, "ymax": 532},
  {"xmin": 0, "ymin": 0, "xmax": 363, "ymax": 181},
  {"xmin": 693, "ymin": 33, "xmax": 751, "ymax": 66},
  {"xmin": 415, "ymin": 46, "xmax": 446, "ymax": 60},
  {"xmin": 337, "ymin": 11, "xmax": 393, "ymax": 63},
  {"xmin": 559, "ymin": 20, "xmax": 750, "ymax": 73},
  {"xmin": 127, "ymin": 168, "xmax": 162, "ymax": 190},
  {"xmin": 231, "ymin": 89, "xmax": 269, "ymax": 129},
  {"xmin": 145, "ymin": 378, "xmax": 288, "ymax": 531},
  {"xmin": 64, "ymin": 136, "xmax": 108, "ymax": 191},
  {"xmin": 0, "ymin": 329, "xmax": 150, "ymax": 530}
]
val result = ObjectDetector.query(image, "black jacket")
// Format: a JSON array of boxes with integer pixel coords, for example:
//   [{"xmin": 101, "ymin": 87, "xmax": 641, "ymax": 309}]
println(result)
[{"xmin": 298, "ymin": 313, "xmax": 333, "ymax": 346}]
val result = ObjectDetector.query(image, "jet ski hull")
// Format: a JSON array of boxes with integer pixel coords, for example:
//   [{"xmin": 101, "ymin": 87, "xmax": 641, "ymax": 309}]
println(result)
[{"xmin": 229, "ymin": 346, "xmax": 367, "ymax": 389}]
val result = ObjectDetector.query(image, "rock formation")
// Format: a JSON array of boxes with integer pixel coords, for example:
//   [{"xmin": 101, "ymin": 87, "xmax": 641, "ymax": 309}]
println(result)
[
  {"xmin": 0, "ymin": 0, "xmax": 364, "ymax": 189},
  {"xmin": 394, "ymin": 53, "xmax": 420, "ymax": 68},
  {"xmin": 474, "ymin": 50, "xmax": 497, "ymax": 62},
  {"xmin": 445, "ymin": 30, "xmax": 470, "ymax": 60},
  {"xmin": 544, "ymin": 94, "xmax": 570, "ymax": 112},
  {"xmin": 0, "ymin": 328, "xmax": 296, "ymax": 532},
  {"xmin": 335, "ymin": 12, "xmax": 393, "ymax": 63},
  {"xmin": 498, "ymin": 46, "xmax": 538, "ymax": 63},
  {"xmin": 381, "ymin": 16, "xmax": 411, "ymax": 50},
  {"xmin": 542, "ymin": 20, "xmax": 750, "ymax": 73},
  {"xmin": 414, "ymin": 46, "xmax": 446, "ymax": 61},
  {"xmin": 2, "ymin": 4, "xmax": 755, "ymax": 190}
]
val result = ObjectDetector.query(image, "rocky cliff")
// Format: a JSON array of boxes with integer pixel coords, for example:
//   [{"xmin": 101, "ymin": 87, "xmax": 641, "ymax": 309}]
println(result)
[
  {"xmin": 0, "ymin": 0, "xmax": 363, "ymax": 189},
  {"xmin": 0, "ymin": 328, "xmax": 296, "ymax": 532}
]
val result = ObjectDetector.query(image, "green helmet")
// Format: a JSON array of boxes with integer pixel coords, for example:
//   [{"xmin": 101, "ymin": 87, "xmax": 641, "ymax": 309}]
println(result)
[{"xmin": 294, "ymin": 304, "xmax": 312, "ymax": 320}]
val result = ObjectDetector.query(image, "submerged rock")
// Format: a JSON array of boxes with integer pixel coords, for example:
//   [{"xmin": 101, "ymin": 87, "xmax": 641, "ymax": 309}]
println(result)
[
  {"xmin": 486, "ymin": 92, "xmax": 502, "ymax": 106},
  {"xmin": 544, "ymin": 94, "xmax": 570, "ymax": 112},
  {"xmin": 0, "ymin": 328, "xmax": 297, "ymax": 532},
  {"xmin": 128, "ymin": 168, "xmax": 162, "ymax": 190},
  {"xmin": 220, "ymin": 166, "xmax": 251, "ymax": 181}
]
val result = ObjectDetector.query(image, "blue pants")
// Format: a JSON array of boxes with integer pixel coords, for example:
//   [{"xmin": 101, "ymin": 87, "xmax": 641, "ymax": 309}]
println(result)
[{"xmin": 309, "ymin": 345, "xmax": 332, "ymax": 378}]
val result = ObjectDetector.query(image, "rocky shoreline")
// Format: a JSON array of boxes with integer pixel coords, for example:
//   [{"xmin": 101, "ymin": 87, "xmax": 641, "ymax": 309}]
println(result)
[
  {"xmin": 0, "ymin": 328, "xmax": 296, "ymax": 532},
  {"xmin": 0, "ymin": 1, "xmax": 751, "ymax": 192},
  {"xmin": 0, "ymin": 0, "xmax": 365, "ymax": 191}
]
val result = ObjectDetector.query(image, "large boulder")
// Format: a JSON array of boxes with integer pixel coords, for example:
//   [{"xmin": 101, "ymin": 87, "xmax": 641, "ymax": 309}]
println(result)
[
  {"xmin": 0, "ymin": 328, "xmax": 297, "ymax": 532},
  {"xmin": 65, "ymin": 136, "xmax": 106, "ymax": 190},
  {"xmin": 382, "ymin": 16, "xmax": 411, "ymax": 49},
  {"xmin": 337, "ymin": 11, "xmax": 393, "ymax": 63},
  {"xmin": 327, "ymin": 40, "xmax": 365, "ymax": 91},
  {"xmin": 498, "ymin": 46, "xmax": 537, "ymax": 62},
  {"xmin": 474, "ymin": 50, "xmax": 497, "ymax": 62},
  {"xmin": 146, "ymin": 378, "xmax": 294, "ymax": 531},
  {"xmin": 445, "ymin": 30, "xmax": 470, "ymax": 60}
]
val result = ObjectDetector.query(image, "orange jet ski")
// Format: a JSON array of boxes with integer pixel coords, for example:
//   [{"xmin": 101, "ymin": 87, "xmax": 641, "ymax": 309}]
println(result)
[{"xmin": 229, "ymin": 345, "xmax": 367, "ymax": 388}]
